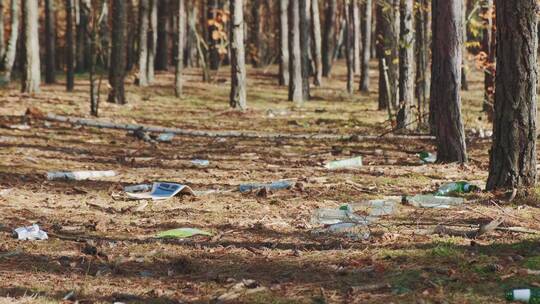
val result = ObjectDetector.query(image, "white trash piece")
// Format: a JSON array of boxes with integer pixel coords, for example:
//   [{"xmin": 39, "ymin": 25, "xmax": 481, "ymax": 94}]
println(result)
[
  {"xmin": 324, "ymin": 157, "xmax": 363, "ymax": 169},
  {"xmin": 46, "ymin": 170, "xmax": 116, "ymax": 181},
  {"xmin": 124, "ymin": 182, "xmax": 195, "ymax": 200},
  {"xmin": 13, "ymin": 224, "xmax": 48, "ymax": 241},
  {"xmin": 407, "ymin": 194, "xmax": 465, "ymax": 209}
]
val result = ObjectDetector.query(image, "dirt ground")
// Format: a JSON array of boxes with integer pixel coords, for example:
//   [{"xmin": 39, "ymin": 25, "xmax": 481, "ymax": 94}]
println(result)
[{"xmin": 1, "ymin": 61, "xmax": 540, "ymax": 304}]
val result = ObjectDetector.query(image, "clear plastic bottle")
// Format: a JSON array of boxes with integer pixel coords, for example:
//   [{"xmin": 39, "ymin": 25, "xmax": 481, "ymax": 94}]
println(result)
[{"xmin": 435, "ymin": 181, "xmax": 479, "ymax": 196}]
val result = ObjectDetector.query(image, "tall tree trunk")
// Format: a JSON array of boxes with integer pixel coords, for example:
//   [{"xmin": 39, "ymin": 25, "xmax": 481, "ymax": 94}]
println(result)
[
  {"xmin": 359, "ymin": 0, "xmax": 372, "ymax": 92},
  {"xmin": 311, "ymin": 0, "xmax": 322, "ymax": 86},
  {"xmin": 65, "ymin": 0, "xmax": 75, "ymax": 91},
  {"xmin": 45, "ymin": 0, "xmax": 56, "ymax": 84},
  {"xmin": 321, "ymin": 0, "xmax": 336, "ymax": 77},
  {"xmin": 375, "ymin": 0, "xmax": 399, "ymax": 110},
  {"xmin": 0, "ymin": 0, "xmax": 5, "ymax": 61},
  {"xmin": 138, "ymin": 0, "xmax": 150, "ymax": 86},
  {"xmin": 98, "ymin": 2, "xmax": 109, "ymax": 68},
  {"xmin": 299, "ymin": 0, "xmax": 311, "ymax": 100},
  {"xmin": 230, "ymin": 0, "xmax": 247, "ymax": 110},
  {"xmin": 108, "ymin": 0, "xmax": 127, "ymax": 104},
  {"xmin": 430, "ymin": 0, "xmax": 467, "ymax": 163},
  {"xmin": 486, "ymin": 0, "xmax": 537, "ymax": 191},
  {"xmin": 207, "ymin": 0, "xmax": 220, "ymax": 70},
  {"xmin": 352, "ymin": 0, "xmax": 360, "ymax": 74},
  {"xmin": 397, "ymin": 0, "xmax": 414, "ymax": 131},
  {"xmin": 482, "ymin": 0, "xmax": 495, "ymax": 121},
  {"xmin": 125, "ymin": 0, "xmax": 136, "ymax": 71},
  {"xmin": 175, "ymin": 0, "xmax": 186, "ymax": 97},
  {"xmin": 279, "ymin": 0, "xmax": 289, "ymax": 86},
  {"xmin": 185, "ymin": 1, "xmax": 198, "ymax": 67},
  {"xmin": 148, "ymin": 0, "xmax": 157, "ymax": 83},
  {"xmin": 89, "ymin": 1, "xmax": 100, "ymax": 117},
  {"xmin": 156, "ymin": 0, "xmax": 170, "ymax": 70},
  {"xmin": 21, "ymin": 0, "xmax": 40, "ymax": 93},
  {"xmin": 461, "ymin": 0, "xmax": 469, "ymax": 90},
  {"xmin": 0, "ymin": 0, "xmax": 19, "ymax": 83},
  {"xmin": 288, "ymin": 0, "xmax": 303, "ymax": 104},
  {"xmin": 415, "ymin": 0, "xmax": 430, "ymax": 126},
  {"xmin": 345, "ymin": 1, "xmax": 354, "ymax": 94},
  {"xmin": 250, "ymin": 0, "xmax": 261, "ymax": 67},
  {"xmin": 76, "ymin": 0, "xmax": 90, "ymax": 72}
]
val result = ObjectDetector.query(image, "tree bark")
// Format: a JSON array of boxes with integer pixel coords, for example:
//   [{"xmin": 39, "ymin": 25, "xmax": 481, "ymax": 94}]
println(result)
[
  {"xmin": 397, "ymin": 0, "xmax": 414, "ymax": 131},
  {"xmin": 45, "ymin": 0, "xmax": 56, "ymax": 84},
  {"xmin": 148, "ymin": 0, "xmax": 157, "ymax": 83},
  {"xmin": 76, "ymin": 0, "xmax": 90, "ymax": 72},
  {"xmin": 482, "ymin": 0, "xmax": 495, "ymax": 121},
  {"xmin": 155, "ymin": 0, "xmax": 170, "ymax": 70},
  {"xmin": 415, "ymin": 0, "xmax": 430, "ymax": 126},
  {"xmin": 430, "ymin": 0, "xmax": 467, "ymax": 163},
  {"xmin": 359, "ymin": 0, "xmax": 372, "ymax": 92},
  {"xmin": 321, "ymin": 0, "xmax": 336, "ymax": 77},
  {"xmin": 138, "ymin": 0, "xmax": 150, "ymax": 86},
  {"xmin": 375, "ymin": 0, "xmax": 399, "ymax": 110},
  {"xmin": 21, "ymin": 0, "xmax": 40, "ymax": 94},
  {"xmin": 65, "ymin": 0, "xmax": 75, "ymax": 91},
  {"xmin": 288, "ymin": 0, "xmax": 304, "ymax": 105},
  {"xmin": 0, "ymin": 0, "xmax": 19, "ymax": 83},
  {"xmin": 250, "ymin": 0, "xmax": 261, "ymax": 67},
  {"xmin": 352, "ymin": 0, "xmax": 360, "ymax": 74},
  {"xmin": 207, "ymin": 0, "xmax": 221, "ymax": 70},
  {"xmin": 125, "ymin": 0, "xmax": 137, "ymax": 72},
  {"xmin": 175, "ymin": 0, "xmax": 186, "ymax": 97},
  {"xmin": 230, "ymin": 0, "xmax": 247, "ymax": 110},
  {"xmin": 311, "ymin": 0, "xmax": 322, "ymax": 86},
  {"xmin": 461, "ymin": 0, "xmax": 469, "ymax": 90},
  {"xmin": 185, "ymin": 1, "xmax": 198, "ymax": 68},
  {"xmin": 0, "ymin": 0, "xmax": 5, "ymax": 61},
  {"xmin": 345, "ymin": 1, "xmax": 354, "ymax": 94},
  {"xmin": 487, "ymin": 0, "xmax": 537, "ymax": 191},
  {"xmin": 299, "ymin": 0, "xmax": 311, "ymax": 100},
  {"xmin": 279, "ymin": 0, "xmax": 289, "ymax": 86},
  {"xmin": 108, "ymin": 0, "xmax": 127, "ymax": 104}
]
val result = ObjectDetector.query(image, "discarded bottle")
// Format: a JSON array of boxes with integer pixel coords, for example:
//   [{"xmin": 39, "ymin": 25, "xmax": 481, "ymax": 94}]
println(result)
[
  {"xmin": 506, "ymin": 288, "xmax": 540, "ymax": 303},
  {"xmin": 239, "ymin": 180, "xmax": 294, "ymax": 193},
  {"xmin": 324, "ymin": 157, "xmax": 363, "ymax": 169},
  {"xmin": 419, "ymin": 151, "xmax": 436, "ymax": 164},
  {"xmin": 435, "ymin": 181, "xmax": 480, "ymax": 196},
  {"xmin": 325, "ymin": 222, "xmax": 371, "ymax": 240},
  {"xmin": 311, "ymin": 208, "xmax": 370, "ymax": 225},
  {"xmin": 405, "ymin": 194, "xmax": 465, "ymax": 209}
]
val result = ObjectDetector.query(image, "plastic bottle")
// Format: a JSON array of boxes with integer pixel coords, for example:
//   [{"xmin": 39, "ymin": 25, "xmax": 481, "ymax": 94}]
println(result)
[
  {"xmin": 311, "ymin": 207, "xmax": 368, "ymax": 225},
  {"xmin": 419, "ymin": 151, "xmax": 436, "ymax": 164},
  {"xmin": 435, "ymin": 181, "xmax": 479, "ymax": 196},
  {"xmin": 405, "ymin": 194, "xmax": 465, "ymax": 208},
  {"xmin": 324, "ymin": 157, "xmax": 363, "ymax": 169},
  {"xmin": 506, "ymin": 288, "xmax": 540, "ymax": 303}
]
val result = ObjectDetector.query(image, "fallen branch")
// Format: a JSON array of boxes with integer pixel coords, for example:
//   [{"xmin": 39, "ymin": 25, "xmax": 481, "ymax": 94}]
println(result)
[
  {"xmin": 431, "ymin": 217, "xmax": 505, "ymax": 239},
  {"xmin": 40, "ymin": 113, "xmax": 436, "ymax": 141}
]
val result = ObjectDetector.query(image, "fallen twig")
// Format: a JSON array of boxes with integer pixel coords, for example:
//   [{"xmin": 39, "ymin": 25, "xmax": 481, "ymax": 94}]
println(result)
[{"xmin": 431, "ymin": 217, "xmax": 505, "ymax": 238}]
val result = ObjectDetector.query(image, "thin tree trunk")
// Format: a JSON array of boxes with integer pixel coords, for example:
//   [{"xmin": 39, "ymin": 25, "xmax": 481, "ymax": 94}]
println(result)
[
  {"xmin": 108, "ymin": 0, "xmax": 127, "ymax": 104},
  {"xmin": 415, "ymin": 0, "xmax": 429, "ymax": 126},
  {"xmin": 186, "ymin": 1, "xmax": 198, "ymax": 67},
  {"xmin": 207, "ymin": 0, "xmax": 220, "ymax": 70},
  {"xmin": 397, "ymin": 0, "xmax": 414, "ymax": 131},
  {"xmin": 230, "ymin": 0, "xmax": 247, "ymax": 110},
  {"xmin": 21, "ymin": 0, "xmax": 40, "ymax": 93},
  {"xmin": 0, "ymin": 0, "xmax": 5, "ymax": 61},
  {"xmin": 321, "ymin": 0, "xmax": 336, "ymax": 77},
  {"xmin": 98, "ymin": 2, "xmax": 109, "ymax": 68},
  {"xmin": 45, "ymin": 0, "xmax": 56, "ymax": 84},
  {"xmin": 430, "ymin": 0, "xmax": 467, "ymax": 163},
  {"xmin": 148, "ymin": 0, "xmax": 157, "ymax": 83},
  {"xmin": 65, "ymin": 0, "xmax": 75, "ymax": 91},
  {"xmin": 138, "ymin": 0, "xmax": 150, "ymax": 86},
  {"xmin": 299, "ymin": 0, "xmax": 311, "ymax": 100},
  {"xmin": 279, "ymin": 0, "xmax": 289, "ymax": 86},
  {"xmin": 0, "ymin": 0, "xmax": 19, "ymax": 83},
  {"xmin": 89, "ymin": 1, "xmax": 99, "ymax": 117},
  {"xmin": 288, "ymin": 0, "xmax": 303, "ymax": 104},
  {"xmin": 486, "ymin": 0, "xmax": 537, "ymax": 191},
  {"xmin": 175, "ymin": 0, "xmax": 185, "ymax": 97},
  {"xmin": 250, "ymin": 0, "xmax": 261, "ymax": 67},
  {"xmin": 311, "ymin": 0, "xmax": 322, "ymax": 86},
  {"xmin": 461, "ymin": 0, "xmax": 469, "ymax": 90},
  {"xmin": 352, "ymin": 0, "xmax": 360, "ymax": 74},
  {"xmin": 359, "ymin": 0, "xmax": 372, "ymax": 92},
  {"xmin": 375, "ymin": 0, "xmax": 399, "ymax": 110},
  {"xmin": 76, "ymin": 0, "xmax": 89, "ymax": 72},
  {"xmin": 345, "ymin": 1, "xmax": 354, "ymax": 94},
  {"xmin": 126, "ymin": 0, "xmax": 137, "ymax": 71},
  {"xmin": 482, "ymin": 0, "xmax": 495, "ymax": 122},
  {"xmin": 155, "ymin": 0, "xmax": 170, "ymax": 70}
]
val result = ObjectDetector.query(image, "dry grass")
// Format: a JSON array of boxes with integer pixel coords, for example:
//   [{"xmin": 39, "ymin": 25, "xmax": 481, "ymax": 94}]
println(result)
[{"xmin": 0, "ymin": 60, "xmax": 538, "ymax": 303}]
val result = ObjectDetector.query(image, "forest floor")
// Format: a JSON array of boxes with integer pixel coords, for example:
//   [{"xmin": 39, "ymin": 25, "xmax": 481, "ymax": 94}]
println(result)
[{"xmin": 1, "ymin": 61, "xmax": 540, "ymax": 304}]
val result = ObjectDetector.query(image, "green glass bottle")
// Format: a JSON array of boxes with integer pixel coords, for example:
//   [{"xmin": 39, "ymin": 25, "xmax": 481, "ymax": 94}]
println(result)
[
  {"xmin": 506, "ymin": 289, "xmax": 540, "ymax": 303},
  {"xmin": 435, "ymin": 181, "xmax": 480, "ymax": 196}
]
